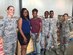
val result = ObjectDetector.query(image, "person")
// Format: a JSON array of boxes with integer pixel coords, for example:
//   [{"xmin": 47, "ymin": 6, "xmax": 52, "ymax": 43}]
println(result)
[
  {"xmin": 0, "ymin": 6, "xmax": 19, "ymax": 55},
  {"xmin": 48, "ymin": 10, "xmax": 58, "ymax": 49},
  {"xmin": 58, "ymin": 13, "xmax": 73, "ymax": 48},
  {"xmin": 0, "ymin": 16, "xmax": 5, "ymax": 55},
  {"xmin": 41, "ymin": 11, "xmax": 50, "ymax": 55},
  {"xmin": 30, "ymin": 8, "xmax": 42, "ymax": 55},
  {"xmin": 0, "ymin": 35, "xmax": 4, "ymax": 55},
  {"xmin": 18, "ymin": 8, "xmax": 31, "ymax": 55}
]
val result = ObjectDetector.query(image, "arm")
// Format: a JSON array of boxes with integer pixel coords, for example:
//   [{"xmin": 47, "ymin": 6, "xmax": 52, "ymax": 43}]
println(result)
[
  {"xmin": 0, "ymin": 19, "xmax": 4, "ymax": 38},
  {"xmin": 36, "ymin": 21, "xmax": 42, "ymax": 42},
  {"xmin": 18, "ymin": 18, "xmax": 27, "ymax": 42},
  {"xmin": 37, "ymin": 19, "xmax": 42, "ymax": 37},
  {"xmin": 69, "ymin": 20, "xmax": 73, "ymax": 31},
  {"xmin": 56, "ymin": 19, "xmax": 60, "ymax": 33}
]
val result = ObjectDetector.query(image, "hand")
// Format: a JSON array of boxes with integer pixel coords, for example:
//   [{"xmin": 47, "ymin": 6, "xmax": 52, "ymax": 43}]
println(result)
[
  {"xmin": 36, "ymin": 33, "xmax": 39, "ymax": 42},
  {"xmin": 35, "ymin": 33, "xmax": 39, "ymax": 39},
  {"xmin": 23, "ymin": 37, "xmax": 27, "ymax": 43},
  {"xmin": 36, "ymin": 38, "xmax": 39, "ymax": 42},
  {"xmin": 0, "ymin": 37, "xmax": 3, "ymax": 44},
  {"xmin": 47, "ymin": 34, "xmax": 49, "ymax": 38}
]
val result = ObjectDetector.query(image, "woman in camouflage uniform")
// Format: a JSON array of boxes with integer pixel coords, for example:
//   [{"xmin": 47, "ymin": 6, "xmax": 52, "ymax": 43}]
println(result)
[{"xmin": 0, "ymin": 6, "xmax": 19, "ymax": 55}]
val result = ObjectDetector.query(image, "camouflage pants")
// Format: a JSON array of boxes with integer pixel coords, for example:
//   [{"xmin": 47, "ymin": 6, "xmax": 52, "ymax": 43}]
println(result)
[
  {"xmin": 41, "ymin": 33, "xmax": 58, "ymax": 50},
  {"xmin": 41, "ymin": 34, "xmax": 52, "ymax": 50},
  {"xmin": 50, "ymin": 33, "xmax": 58, "ymax": 48},
  {"xmin": 60, "ymin": 35, "xmax": 69, "ymax": 46},
  {"xmin": 3, "ymin": 42, "xmax": 16, "ymax": 55}
]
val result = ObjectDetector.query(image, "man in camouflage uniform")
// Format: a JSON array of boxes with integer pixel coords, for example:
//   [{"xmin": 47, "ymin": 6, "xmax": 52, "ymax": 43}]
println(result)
[
  {"xmin": 41, "ymin": 11, "xmax": 50, "ymax": 55},
  {"xmin": 0, "ymin": 6, "xmax": 19, "ymax": 55},
  {"xmin": 48, "ymin": 10, "xmax": 58, "ymax": 49},
  {"xmin": 59, "ymin": 13, "xmax": 73, "ymax": 48}
]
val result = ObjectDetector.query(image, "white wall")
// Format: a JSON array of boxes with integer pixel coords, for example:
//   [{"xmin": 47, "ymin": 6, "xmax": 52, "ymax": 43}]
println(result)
[
  {"xmin": 0, "ymin": 0, "xmax": 72, "ymax": 18},
  {"xmin": 22, "ymin": 0, "xmax": 72, "ymax": 18},
  {"xmin": 0, "ymin": 0, "xmax": 20, "ymax": 16}
]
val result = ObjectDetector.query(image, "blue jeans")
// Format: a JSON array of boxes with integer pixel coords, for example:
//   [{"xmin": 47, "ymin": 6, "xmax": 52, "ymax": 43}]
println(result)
[{"xmin": 31, "ymin": 33, "xmax": 41, "ymax": 55}]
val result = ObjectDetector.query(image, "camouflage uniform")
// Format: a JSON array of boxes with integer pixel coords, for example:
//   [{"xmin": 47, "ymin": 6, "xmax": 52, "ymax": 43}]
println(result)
[
  {"xmin": 59, "ymin": 19, "xmax": 73, "ymax": 46},
  {"xmin": 0, "ymin": 17, "xmax": 18, "ymax": 55},
  {"xmin": 48, "ymin": 18, "xmax": 58, "ymax": 49},
  {"xmin": 41, "ymin": 18, "xmax": 50, "ymax": 49}
]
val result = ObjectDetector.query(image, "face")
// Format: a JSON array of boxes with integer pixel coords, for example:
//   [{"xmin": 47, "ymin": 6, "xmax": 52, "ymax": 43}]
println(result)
[
  {"xmin": 23, "ymin": 10, "xmax": 28, "ymax": 17},
  {"xmin": 63, "ymin": 15, "xmax": 68, "ymax": 21},
  {"xmin": 44, "ymin": 12, "xmax": 49, "ymax": 18},
  {"xmin": 32, "ymin": 11, "xmax": 38, "ymax": 18},
  {"xmin": 7, "ymin": 7, "xmax": 15, "ymax": 16},
  {"xmin": 50, "ymin": 12, "xmax": 54, "ymax": 18}
]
